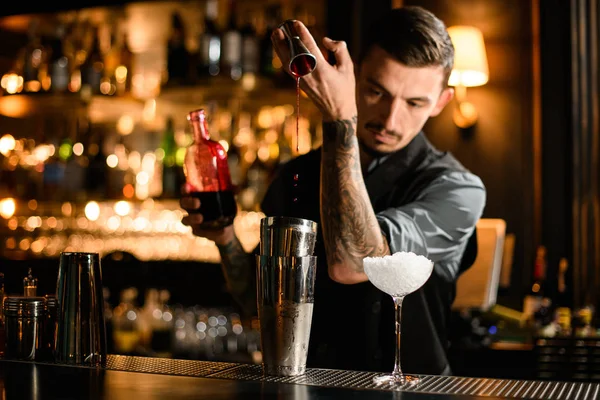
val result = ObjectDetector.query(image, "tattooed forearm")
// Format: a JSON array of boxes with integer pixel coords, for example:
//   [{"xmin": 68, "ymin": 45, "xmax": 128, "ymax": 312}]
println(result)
[
  {"xmin": 320, "ymin": 118, "xmax": 390, "ymax": 278},
  {"xmin": 217, "ymin": 236, "xmax": 257, "ymax": 315}
]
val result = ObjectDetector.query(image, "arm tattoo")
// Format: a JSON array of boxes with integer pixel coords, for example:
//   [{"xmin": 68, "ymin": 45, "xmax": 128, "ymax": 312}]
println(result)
[
  {"xmin": 217, "ymin": 236, "xmax": 257, "ymax": 315},
  {"xmin": 321, "ymin": 117, "xmax": 390, "ymax": 273}
]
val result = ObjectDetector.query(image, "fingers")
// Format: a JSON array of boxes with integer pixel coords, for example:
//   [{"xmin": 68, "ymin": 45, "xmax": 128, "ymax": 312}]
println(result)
[
  {"xmin": 292, "ymin": 20, "xmax": 327, "ymax": 64},
  {"xmin": 271, "ymin": 27, "xmax": 289, "ymax": 71},
  {"xmin": 180, "ymin": 196, "xmax": 200, "ymax": 211},
  {"xmin": 322, "ymin": 37, "xmax": 352, "ymax": 70},
  {"xmin": 181, "ymin": 213, "xmax": 204, "ymax": 228}
]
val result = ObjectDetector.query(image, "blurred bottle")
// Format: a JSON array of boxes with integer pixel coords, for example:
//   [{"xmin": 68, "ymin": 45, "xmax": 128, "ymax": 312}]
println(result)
[
  {"xmin": 554, "ymin": 306, "xmax": 572, "ymax": 337},
  {"xmin": 259, "ymin": 5, "xmax": 281, "ymax": 79},
  {"xmin": 112, "ymin": 287, "xmax": 141, "ymax": 355},
  {"xmin": 166, "ymin": 11, "xmax": 191, "ymax": 86},
  {"xmin": 20, "ymin": 19, "xmax": 46, "ymax": 93},
  {"xmin": 160, "ymin": 116, "xmax": 180, "ymax": 198},
  {"xmin": 523, "ymin": 245, "xmax": 549, "ymax": 321},
  {"xmin": 184, "ymin": 109, "xmax": 237, "ymax": 228},
  {"xmin": 240, "ymin": 13, "xmax": 260, "ymax": 77},
  {"xmin": 80, "ymin": 25, "xmax": 105, "ymax": 97},
  {"xmin": 197, "ymin": 0, "xmax": 222, "ymax": 79},
  {"xmin": 101, "ymin": 24, "xmax": 120, "ymax": 95},
  {"xmin": 85, "ymin": 124, "xmax": 108, "ymax": 198},
  {"xmin": 555, "ymin": 258, "xmax": 569, "ymax": 308},
  {"xmin": 150, "ymin": 290, "xmax": 174, "ymax": 358},
  {"xmin": 221, "ymin": 0, "xmax": 242, "ymax": 81},
  {"xmin": 64, "ymin": 19, "xmax": 88, "ymax": 93},
  {"xmin": 139, "ymin": 288, "xmax": 159, "ymax": 352},
  {"xmin": 48, "ymin": 24, "xmax": 71, "ymax": 93},
  {"xmin": 115, "ymin": 29, "xmax": 134, "ymax": 96}
]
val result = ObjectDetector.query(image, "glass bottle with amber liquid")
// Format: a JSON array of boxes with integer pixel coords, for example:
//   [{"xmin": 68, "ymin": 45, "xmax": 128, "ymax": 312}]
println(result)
[{"xmin": 184, "ymin": 109, "xmax": 237, "ymax": 228}]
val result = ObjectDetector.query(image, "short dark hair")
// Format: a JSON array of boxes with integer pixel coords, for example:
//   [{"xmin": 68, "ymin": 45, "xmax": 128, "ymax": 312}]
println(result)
[{"xmin": 359, "ymin": 6, "xmax": 454, "ymax": 86}]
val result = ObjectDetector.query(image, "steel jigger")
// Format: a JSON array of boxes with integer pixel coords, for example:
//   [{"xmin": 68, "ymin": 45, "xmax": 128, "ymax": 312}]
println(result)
[{"xmin": 278, "ymin": 19, "xmax": 317, "ymax": 77}]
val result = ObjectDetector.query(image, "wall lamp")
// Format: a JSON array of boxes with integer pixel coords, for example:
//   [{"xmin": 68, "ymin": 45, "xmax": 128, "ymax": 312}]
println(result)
[{"xmin": 447, "ymin": 26, "xmax": 489, "ymax": 129}]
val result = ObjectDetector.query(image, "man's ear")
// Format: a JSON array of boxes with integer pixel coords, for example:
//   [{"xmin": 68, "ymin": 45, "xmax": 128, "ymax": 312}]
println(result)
[{"xmin": 430, "ymin": 87, "xmax": 454, "ymax": 117}]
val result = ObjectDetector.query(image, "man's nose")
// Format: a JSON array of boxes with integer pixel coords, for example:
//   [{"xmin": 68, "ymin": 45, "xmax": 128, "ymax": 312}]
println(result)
[{"xmin": 381, "ymin": 99, "xmax": 403, "ymax": 132}]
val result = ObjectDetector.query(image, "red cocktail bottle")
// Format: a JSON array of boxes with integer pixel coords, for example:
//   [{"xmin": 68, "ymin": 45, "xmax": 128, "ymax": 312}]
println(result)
[{"xmin": 184, "ymin": 109, "xmax": 237, "ymax": 228}]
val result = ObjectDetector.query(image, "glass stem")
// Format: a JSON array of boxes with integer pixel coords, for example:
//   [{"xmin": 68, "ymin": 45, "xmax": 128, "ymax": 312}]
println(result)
[{"xmin": 392, "ymin": 296, "xmax": 404, "ymax": 378}]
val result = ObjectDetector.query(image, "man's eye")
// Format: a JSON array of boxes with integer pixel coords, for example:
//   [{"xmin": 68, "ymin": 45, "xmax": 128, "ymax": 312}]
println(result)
[
  {"xmin": 368, "ymin": 87, "xmax": 383, "ymax": 96},
  {"xmin": 408, "ymin": 101, "xmax": 422, "ymax": 108}
]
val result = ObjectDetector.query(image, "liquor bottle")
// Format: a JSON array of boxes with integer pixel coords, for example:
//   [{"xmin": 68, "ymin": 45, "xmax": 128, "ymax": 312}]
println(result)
[
  {"xmin": 85, "ymin": 126, "xmax": 108, "ymax": 198},
  {"xmin": 240, "ymin": 13, "xmax": 260, "ymax": 76},
  {"xmin": 80, "ymin": 25, "xmax": 105, "ymax": 97},
  {"xmin": 555, "ymin": 257, "xmax": 569, "ymax": 307},
  {"xmin": 184, "ymin": 109, "xmax": 237, "ymax": 228},
  {"xmin": 166, "ymin": 11, "xmax": 191, "ymax": 86},
  {"xmin": 21, "ymin": 19, "xmax": 46, "ymax": 93},
  {"xmin": 102, "ymin": 25, "xmax": 120, "ymax": 94},
  {"xmin": 115, "ymin": 30, "xmax": 134, "ymax": 96},
  {"xmin": 149, "ymin": 290, "xmax": 173, "ymax": 358},
  {"xmin": 221, "ymin": 0, "xmax": 242, "ymax": 80},
  {"xmin": 259, "ymin": 5, "xmax": 281, "ymax": 78},
  {"xmin": 48, "ymin": 24, "xmax": 71, "ymax": 93},
  {"xmin": 523, "ymin": 245, "xmax": 548, "ymax": 320},
  {"xmin": 197, "ymin": 0, "xmax": 222, "ymax": 78},
  {"xmin": 112, "ymin": 287, "xmax": 141, "ymax": 355},
  {"xmin": 545, "ymin": 257, "xmax": 571, "ymax": 336},
  {"xmin": 160, "ymin": 116, "xmax": 179, "ymax": 198}
]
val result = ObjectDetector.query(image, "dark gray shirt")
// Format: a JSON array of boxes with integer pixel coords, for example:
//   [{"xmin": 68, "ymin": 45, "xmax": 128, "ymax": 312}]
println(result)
[{"xmin": 261, "ymin": 132, "xmax": 486, "ymax": 374}]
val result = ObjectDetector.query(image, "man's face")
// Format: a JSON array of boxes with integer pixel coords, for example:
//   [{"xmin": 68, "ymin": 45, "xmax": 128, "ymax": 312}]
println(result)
[{"xmin": 356, "ymin": 46, "xmax": 454, "ymax": 154}]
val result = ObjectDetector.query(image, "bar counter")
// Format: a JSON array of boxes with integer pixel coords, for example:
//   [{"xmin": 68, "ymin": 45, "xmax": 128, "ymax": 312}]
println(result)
[{"xmin": 1, "ymin": 355, "xmax": 598, "ymax": 400}]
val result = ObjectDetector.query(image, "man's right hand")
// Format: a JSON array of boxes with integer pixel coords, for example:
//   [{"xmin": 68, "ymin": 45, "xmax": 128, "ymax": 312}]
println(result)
[
  {"xmin": 271, "ymin": 20, "xmax": 357, "ymax": 123},
  {"xmin": 180, "ymin": 184, "xmax": 235, "ymax": 246}
]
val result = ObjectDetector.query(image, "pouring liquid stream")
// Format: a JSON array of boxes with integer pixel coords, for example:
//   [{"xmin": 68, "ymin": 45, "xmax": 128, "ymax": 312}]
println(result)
[{"xmin": 289, "ymin": 54, "xmax": 314, "ymax": 206}]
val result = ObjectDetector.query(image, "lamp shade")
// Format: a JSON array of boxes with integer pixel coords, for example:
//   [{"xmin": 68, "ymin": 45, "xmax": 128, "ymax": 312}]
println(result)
[{"xmin": 447, "ymin": 26, "xmax": 489, "ymax": 87}]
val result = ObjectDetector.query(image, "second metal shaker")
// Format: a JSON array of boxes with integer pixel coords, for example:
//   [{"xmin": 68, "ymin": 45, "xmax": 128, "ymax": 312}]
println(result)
[
  {"xmin": 257, "ymin": 216, "xmax": 318, "ymax": 376},
  {"xmin": 4, "ymin": 296, "xmax": 47, "ymax": 361},
  {"xmin": 54, "ymin": 252, "xmax": 107, "ymax": 367}
]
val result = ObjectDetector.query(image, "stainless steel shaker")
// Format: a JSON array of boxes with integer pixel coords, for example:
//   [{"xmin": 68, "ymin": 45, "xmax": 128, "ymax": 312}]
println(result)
[
  {"xmin": 260, "ymin": 216, "xmax": 317, "ymax": 257},
  {"xmin": 257, "ymin": 216, "xmax": 318, "ymax": 376},
  {"xmin": 4, "ymin": 296, "xmax": 47, "ymax": 361},
  {"xmin": 55, "ymin": 252, "xmax": 107, "ymax": 367}
]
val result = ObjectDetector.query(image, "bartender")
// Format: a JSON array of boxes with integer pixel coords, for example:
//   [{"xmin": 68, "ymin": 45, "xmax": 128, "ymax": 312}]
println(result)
[{"xmin": 181, "ymin": 5, "xmax": 486, "ymax": 375}]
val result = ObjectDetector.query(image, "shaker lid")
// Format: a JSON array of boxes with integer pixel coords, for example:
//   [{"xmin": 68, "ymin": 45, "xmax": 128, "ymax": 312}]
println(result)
[{"xmin": 3, "ymin": 296, "xmax": 47, "ymax": 317}]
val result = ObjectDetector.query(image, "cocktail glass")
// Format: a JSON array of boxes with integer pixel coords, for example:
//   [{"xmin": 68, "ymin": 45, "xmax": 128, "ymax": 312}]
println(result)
[{"xmin": 363, "ymin": 252, "xmax": 434, "ymax": 387}]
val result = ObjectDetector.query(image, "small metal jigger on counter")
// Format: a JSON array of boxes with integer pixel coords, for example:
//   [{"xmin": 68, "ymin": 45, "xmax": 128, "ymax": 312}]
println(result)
[
  {"xmin": 257, "ymin": 216, "xmax": 318, "ymax": 376},
  {"xmin": 54, "ymin": 252, "xmax": 107, "ymax": 367},
  {"xmin": 278, "ymin": 20, "xmax": 317, "ymax": 77}
]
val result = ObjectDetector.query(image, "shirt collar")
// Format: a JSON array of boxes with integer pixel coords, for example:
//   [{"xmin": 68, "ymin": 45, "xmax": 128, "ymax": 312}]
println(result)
[{"xmin": 365, "ymin": 131, "xmax": 431, "ymax": 176}]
